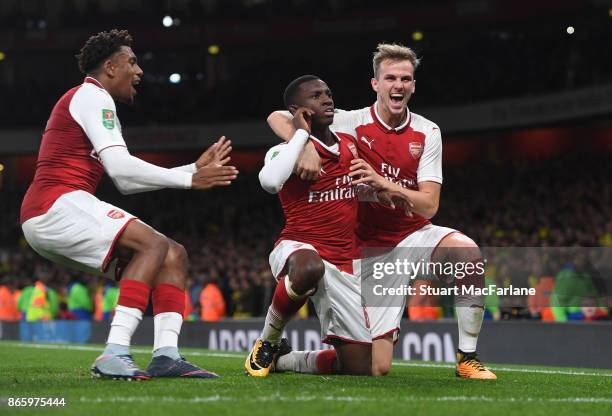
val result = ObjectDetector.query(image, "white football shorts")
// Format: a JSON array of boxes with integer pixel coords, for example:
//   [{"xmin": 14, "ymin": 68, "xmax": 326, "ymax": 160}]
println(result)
[
  {"xmin": 21, "ymin": 190, "xmax": 137, "ymax": 277},
  {"xmin": 269, "ymin": 239, "xmax": 371, "ymax": 345},
  {"xmin": 356, "ymin": 224, "xmax": 458, "ymax": 341}
]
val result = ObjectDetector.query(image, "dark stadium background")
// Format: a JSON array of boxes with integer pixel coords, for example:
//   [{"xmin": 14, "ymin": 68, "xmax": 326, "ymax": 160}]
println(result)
[{"xmin": 0, "ymin": 0, "xmax": 610, "ymax": 329}]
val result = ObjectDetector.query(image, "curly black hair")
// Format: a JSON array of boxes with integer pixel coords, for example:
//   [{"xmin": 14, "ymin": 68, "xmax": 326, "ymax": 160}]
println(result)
[{"xmin": 75, "ymin": 29, "xmax": 133, "ymax": 74}]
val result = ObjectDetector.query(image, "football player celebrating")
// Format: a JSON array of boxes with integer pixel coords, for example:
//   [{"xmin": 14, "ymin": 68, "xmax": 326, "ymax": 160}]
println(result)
[
  {"xmin": 20, "ymin": 29, "xmax": 238, "ymax": 380},
  {"xmin": 267, "ymin": 44, "xmax": 496, "ymax": 379},
  {"xmin": 245, "ymin": 75, "xmax": 410, "ymax": 377}
]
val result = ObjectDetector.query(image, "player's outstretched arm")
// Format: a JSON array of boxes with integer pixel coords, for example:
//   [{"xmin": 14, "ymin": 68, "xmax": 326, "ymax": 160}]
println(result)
[
  {"xmin": 349, "ymin": 159, "xmax": 440, "ymax": 219},
  {"xmin": 100, "ymin": 146, "xmax": 193, "ymax": 194},
  {"xmin": 267, "ymin": 111, "xmax": 321, "ymax": 181},
  {"xmin": 99, "ymin": 146, "xmax": 237, "ymax": 194}
]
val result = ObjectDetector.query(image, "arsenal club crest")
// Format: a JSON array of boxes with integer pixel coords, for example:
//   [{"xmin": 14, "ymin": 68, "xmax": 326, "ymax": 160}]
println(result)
[
  {"xmin": 107, "ymin": 209, "xmax": 125, "ymax": 219},
  {"xmin": 409, "ymin": 142, "xmax": 423, "ymax": 159}
]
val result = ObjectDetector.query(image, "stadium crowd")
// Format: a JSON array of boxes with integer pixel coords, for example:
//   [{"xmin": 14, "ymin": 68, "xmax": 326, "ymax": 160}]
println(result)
[{"xmin": 1, "ymin": 153, "xmax": 610, "ymax": 322}]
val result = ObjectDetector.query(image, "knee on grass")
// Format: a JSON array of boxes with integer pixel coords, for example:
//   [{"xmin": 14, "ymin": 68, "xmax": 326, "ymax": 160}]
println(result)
[{"xmin": 372, "ymin": 361, "xmax": 391, "ymax": 377}]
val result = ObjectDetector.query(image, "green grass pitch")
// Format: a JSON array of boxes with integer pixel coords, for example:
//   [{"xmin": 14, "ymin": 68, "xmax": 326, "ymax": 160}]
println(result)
[{"xmin": 1, "ymin": 341, "xmax": 611, "ymax": 416}]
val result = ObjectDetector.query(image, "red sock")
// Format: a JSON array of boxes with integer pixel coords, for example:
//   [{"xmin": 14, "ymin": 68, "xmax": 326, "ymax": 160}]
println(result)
[
  {"xmin": 117, "ymin": 279, "xmax": 150, "ymax": 312},
  {"xmin": 315, "ymin": 349, "xmax": 337, "ymax": 374},
  {"xmin": 271, "ymin": 277, "xmax": 307, "ymax": 318},
  {"xmin": 152, "ymin": 283, "xmax": 185, "ymax": 315}
]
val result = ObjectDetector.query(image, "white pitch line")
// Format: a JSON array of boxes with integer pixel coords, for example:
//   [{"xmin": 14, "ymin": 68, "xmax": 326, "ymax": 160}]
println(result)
[
  {"xmin": 0, "ymin": 342, "xmax": 243, "ymax": 359},
  {"xmin": 77, "ymin": 395, "xmax": 612, "ymax": 404},
  {"xmin": 4, "ymin": 342, "xmax": 612, "ymax": 378},
  {"xmin": 393, "ymin": 361, "xmax": 612, "ymax": 377}
]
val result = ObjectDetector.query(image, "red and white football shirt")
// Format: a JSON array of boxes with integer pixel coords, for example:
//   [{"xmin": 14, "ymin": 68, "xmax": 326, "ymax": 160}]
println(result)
[
  {"xmin": 331, "ymin": 103, "xmax": 443, "ymax": 249},
  {"xmin": 21, "ymin": 77, "xmax": 126, "ymax": 223},
  {"xmin": 269, "ymin": 132, "xmax": 359, "ymax": 272}
]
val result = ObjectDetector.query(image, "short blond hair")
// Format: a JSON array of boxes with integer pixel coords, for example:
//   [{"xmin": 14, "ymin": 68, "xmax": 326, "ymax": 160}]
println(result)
[{"xmin": 372, "ymin": 43, "xmax": 420, "ymax": 79}]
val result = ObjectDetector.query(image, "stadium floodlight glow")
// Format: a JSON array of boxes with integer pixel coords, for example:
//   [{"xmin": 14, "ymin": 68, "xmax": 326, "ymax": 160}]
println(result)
[
  {"xmin": 208, "ymin": 44, "xmax": 220, "ymax": 55},
  {"xmin": 609, "ymin": 8, "xmax": 612, "ymax": 17},
  {"xmin": 169, "ymin": 73, "xmax": 181, "ymax": 84},
  {"xmin": 0, "ymin": 52, "xmax": 5, "ymax": 61},
  {"xmin": 412, "ymin": 31, "xmax": 424, "ymax": 41},
  {"xmin": 566, "ymin": 26, "xmax": 575, "ymax": 34},
  {"xmin": 162, "ymin": 16, "xmax": 174, "ymax": 27},
  {"xmin": 0, "ymin": 163, "xmax": 4, "ymax": 172}
]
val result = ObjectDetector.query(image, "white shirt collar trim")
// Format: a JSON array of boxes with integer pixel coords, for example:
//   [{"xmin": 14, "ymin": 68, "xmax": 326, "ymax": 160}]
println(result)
[
  {"xmin": 309, "ymin": 130, "xmax": 340, "ymax": 156},
  {"xmin": 373, "ymin": 101, "xmax": 410, "ymax": 131}
]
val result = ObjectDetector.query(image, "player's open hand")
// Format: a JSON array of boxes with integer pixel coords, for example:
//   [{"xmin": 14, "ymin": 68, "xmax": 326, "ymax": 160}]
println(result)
[
  {"xmin": 296, "ymin": 141, "xmax": 322, "ymax": 181},
  {"xmin": 292, "ymin": 107, "xmax": 314, "ymax": 134},
  {"xmin": 191, "ymin": 165, "xmax": 238, "ymax": 190},
  {"xmin": 377, "ymin": 190, "xmax": 414, "ymax": 217},
  {"xmin": 349, "ymin": 159, "xmax": 390, "ymax": 190},
  {"xmin": 196, "ymin": 136, "xmax": 232, "ymax": 169}
]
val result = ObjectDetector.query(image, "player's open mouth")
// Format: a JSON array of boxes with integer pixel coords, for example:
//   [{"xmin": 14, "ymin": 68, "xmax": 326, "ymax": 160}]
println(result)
[
  {"xmin": 389, "ymin": 93, "xmax": 404, "ymax": 110},
  {"xmin": 132, "ymin": 79, "xmax": 140, "ymax": 95},
  {"xmin": 324, "ymin": 108, "xmax": 335, "ymax": 116}
]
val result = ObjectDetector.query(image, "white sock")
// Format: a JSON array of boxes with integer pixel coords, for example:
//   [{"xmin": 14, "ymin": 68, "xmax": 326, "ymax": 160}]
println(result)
[
  {"xmin": 457, "ymin": 306, "xmax": 484, "ymax": 353},
  {"xmin": 153, "ymin": 312, "xmax": 183, "ymax": 351},
  {"xmin": 106, "ymin": 305, "xmax": 142, "ymax": 347},
  {"xmin": 276, "ymin": 351, "xmax": 320, "ymax": 374},
  {"xmin": 260, "ymin": 276, "xmax": 305, "ymax": 345},
  {"xmin": 260, "ymin": 305, "xmax": 285, "ymax": 345}
]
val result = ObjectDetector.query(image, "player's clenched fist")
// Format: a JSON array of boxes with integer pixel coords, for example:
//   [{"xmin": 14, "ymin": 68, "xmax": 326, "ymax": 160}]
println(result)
[
  {"xmin": 291, "ymin": 107, "xmax": 321, "ymax": 181},
  {"xmin": 292, "ymin": 107, "xmax": 313, "ymax": 134},
  {"xmin": 191, "ymin": 165, "xmax": 238, "ymax": 189}
]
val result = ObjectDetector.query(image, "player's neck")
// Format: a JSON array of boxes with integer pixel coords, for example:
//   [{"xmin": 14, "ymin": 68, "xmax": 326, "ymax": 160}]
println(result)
[
  {"xmin": 311, "ymin": 127, "xmax": 335, "ymax": 146},
  {"xmin": 376, "ymin": 102, "xmax": 407, "ymax": 129},
  {"xmin": 87, "ymin": 73, "xmax": 117, "ymax": 99}
]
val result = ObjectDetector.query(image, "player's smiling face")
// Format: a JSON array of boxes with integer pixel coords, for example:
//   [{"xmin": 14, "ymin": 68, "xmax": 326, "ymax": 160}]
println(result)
[
  {"xmin": 110, "ymin": 46, "xmax": 143, "ymax": 105},
  {"xmin": 295, "ymin": 80, "xmax": 335, "ymax": 127},
  {"xmin": 371, "ymin": 59, "xmax": 415, "ymax": 121}
]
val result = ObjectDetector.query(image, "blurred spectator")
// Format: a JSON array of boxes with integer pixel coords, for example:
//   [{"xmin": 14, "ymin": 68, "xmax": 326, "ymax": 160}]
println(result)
[
  {"xmin": 551, "ymin": 254, "xmax": 600, "ymax": 322},
  {"xmin": 67, "ymin": 275, "xmax": 93, "ymax": 320},
  {"xmin": 0, "ymin": 277, "xmax": 20, "ymax": 321},
  {"xmin": 200, "ymin": 276, "xmax": 226, "ymax": 321},
  {"xmin": 184, "ymin": 289, "xmax": 193, "ymax": 320},
  {"xmin": 580, "ymin": 297, "xmax": 609, "ymax": 322},
  {"xmin": 483, "ymin": 276, "xmax": 501, "ymax": 321},
  {"xmin": 408, "ymin": 280, "xmax": 442, "ymax": 321},
  {"xmin": 528, "ymin": 276, "xmax": 556, "ymax": 321},
  {"xmin": 94, "ymin": 280, "xmax": 119, "ymax": 321},
  {"xmin": 18, "ymin": 279, "xmax": 59, "ymax": 321}
]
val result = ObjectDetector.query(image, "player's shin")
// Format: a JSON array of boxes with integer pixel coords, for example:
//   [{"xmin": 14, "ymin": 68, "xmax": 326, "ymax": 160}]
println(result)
[
  {"xmin": 454, "ymin": 265, "xmax": 496, "ymax": 379},
  {"xmin": 456, "ymin": 305, "xmax": 484, "ymax": 353},
  {"xmin": 454, "ymin": 258, "xmax": 485, "ymax": 353},
  {"xmin": 104, "ymin": 279, "xmax": 150, "ymax": 356},
  {"xmin": 276, "ymin": 349, "xmax": 338, "ymax": 374},
  {"xmin": 151, "ymin": 283, "xmax": 184, "ymax": 360},
  {"xmin": 260, "ymin": 275, "xmax": 309, "ymax": 345}
]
